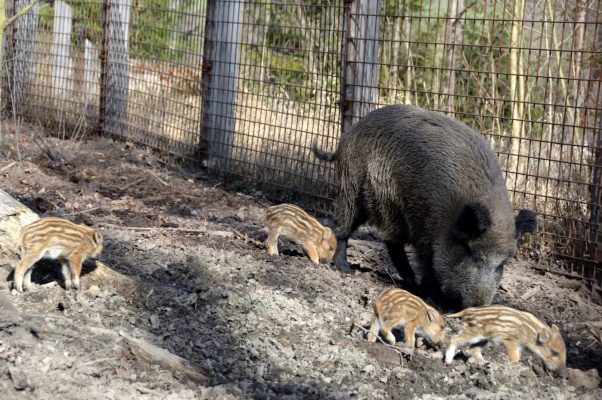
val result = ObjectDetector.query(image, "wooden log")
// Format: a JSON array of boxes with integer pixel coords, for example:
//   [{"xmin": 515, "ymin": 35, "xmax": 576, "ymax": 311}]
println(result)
[{"xmin": 0, "ymin": 188, "xmax": 39, "ymax": 272}]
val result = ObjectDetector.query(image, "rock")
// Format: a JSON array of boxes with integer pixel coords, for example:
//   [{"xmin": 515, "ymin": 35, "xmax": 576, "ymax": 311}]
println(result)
[
  {"xmin": 567, "ymin": 368, "xmax": 600, "ymax": 390},
  {"xmin": 88, "ymin": 285, "xmax": 101, "ymax": 297},
  {"xmin": 8, "ymin": 367, "xmax": 32, "ymax": 390},
  {"xmin": 10, "ymin": 327, "xmax": 38, "ymax": 348},
  {"xmin": 150, "ymin": 314, "xmax": 160, "ymax": 329},
  {"xmin": 235, "ymin": 207, "xmax": 247, "ymax": 222}
]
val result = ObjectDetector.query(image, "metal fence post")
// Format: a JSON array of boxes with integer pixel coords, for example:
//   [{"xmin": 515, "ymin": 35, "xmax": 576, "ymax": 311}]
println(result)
[
  {"xmin": 341, "ymin": 0, "xmax": 381, "ymax": 133},
  {"xmin": 99, "ymin": 0, "xmax": 130, "ymax": 137},
  {"xmin": 6, "ymin": 0, "xmax": 39, "ymax": 110},
  {"xmin": 200, "ymin": 0, "xmax": 243, "ymax": 171},
  {"xmin": 51, "ymin": 1, "xmax": 73, "ymax": 101},
  {"xmin": 589, "ymin": 29, "xmax": 602, "ymax": 282}
]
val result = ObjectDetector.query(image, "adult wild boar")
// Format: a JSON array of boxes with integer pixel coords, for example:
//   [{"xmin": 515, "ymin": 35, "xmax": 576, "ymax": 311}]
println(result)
[{"xmin": 313, "ymin": 104, "xmax": 536, "ymax": 308}]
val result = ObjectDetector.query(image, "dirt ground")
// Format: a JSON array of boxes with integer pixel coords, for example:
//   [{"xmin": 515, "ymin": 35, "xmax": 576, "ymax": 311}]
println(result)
[{"xmin": 0, "ymin": 126, "xmax": 601, "ymax": 399}]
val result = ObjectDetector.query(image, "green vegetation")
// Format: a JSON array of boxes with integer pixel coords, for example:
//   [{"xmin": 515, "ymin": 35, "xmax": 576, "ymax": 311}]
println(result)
[{"xmin": 40, "ymin": 0, "xmax": 205, "ymax": 61}]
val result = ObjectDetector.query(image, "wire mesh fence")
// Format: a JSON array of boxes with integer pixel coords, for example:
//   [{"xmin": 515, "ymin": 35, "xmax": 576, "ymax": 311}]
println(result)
[{"xmin": 3, "ymin": 0, "xmax": 602, "ymax": 286}]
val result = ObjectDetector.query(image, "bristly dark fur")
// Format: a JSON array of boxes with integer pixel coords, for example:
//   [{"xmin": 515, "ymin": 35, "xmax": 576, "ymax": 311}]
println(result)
[{"xmin": 313, "ymin": 104, "xmax": 536, "ymax": 310}]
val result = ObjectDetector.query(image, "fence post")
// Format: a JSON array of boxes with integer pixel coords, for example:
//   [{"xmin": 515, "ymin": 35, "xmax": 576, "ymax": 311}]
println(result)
[
  {"xmin": 99, "ymin": 0, "xmax": 131, "ymax": 136},
  {"xmin": 341, "ymin": 0, "xmax": 381, "ymax": 133},
  {"xmin": 5, "ymin": 0, "xmax": 39, "ymax": 109},
  {"xmin": 200, "ymin": 0, "xmax": 242, "ymax": 170},
  {"xmin": 590, "ymin": 30, "xmax": 602, "ymax": 273},
  {"xmin": 84, "ymin": 39, "xmax": 100, "ymax": 121},
  {"xmin": 51, "ymin": 1, "xmax": 73, "ymax": 101}
]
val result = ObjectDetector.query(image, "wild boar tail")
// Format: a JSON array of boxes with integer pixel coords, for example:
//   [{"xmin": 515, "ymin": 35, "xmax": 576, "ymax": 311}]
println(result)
[{"xmin": 312, "ymin": 139, "xmax": 336, "ymax": 162}]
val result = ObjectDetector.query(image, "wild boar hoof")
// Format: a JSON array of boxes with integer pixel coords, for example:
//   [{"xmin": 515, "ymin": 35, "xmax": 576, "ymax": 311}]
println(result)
[{"xmin": 336, "ymin": 263, "xmax": 352, "ymax": 273}]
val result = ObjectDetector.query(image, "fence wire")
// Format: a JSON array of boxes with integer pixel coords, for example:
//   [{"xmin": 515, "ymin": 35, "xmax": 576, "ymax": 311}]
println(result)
[{"xmin": 3, "ymin": 0, "xmax": 602, "ymax": 286}]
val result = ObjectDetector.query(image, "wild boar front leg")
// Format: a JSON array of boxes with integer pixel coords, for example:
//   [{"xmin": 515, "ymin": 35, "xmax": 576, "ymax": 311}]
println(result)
[
  {"xmin": 69, "ymin": 253, "xmax": 84, "ymax": 290},
  {"xmin": 366, "ymin": 316, "xmax": 382, "ymax": 342},
  {"xmin": 385, "ymin": 241, "xmax": 417, "ymax": 289},
  {"xmin": 503, "ymin": 340, "xmax": 522, "ymax": 363},
  {"xmin": 301, "ymin": 244, "xmax": 320, "ymax": 264},
  {"xmin": 266, "ymin": 227, "xmax": 281, "ymax": 256},
  {"xmin": 59, "ymin": 258, "xmax": 73, "ymax": 290}
]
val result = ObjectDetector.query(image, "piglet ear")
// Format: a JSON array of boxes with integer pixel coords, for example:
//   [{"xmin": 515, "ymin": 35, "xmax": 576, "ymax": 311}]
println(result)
[
  {"xmin": 323, "ymin": 227, "xmax": 332, "ymax": 240},
  {"xmin": 515, "ymin": 209, "xmax": 537, "ymax": 238},
  {"xmin": 537, "ymin": 328, "xmax": 551, "ymax": 345},
  {"xmin": 551, "ymin": 324, "xmax": 560, "ymax": 334},
  {"xmin": 93, "ymin": 231, "xmax": 103, "ymax": 246},
  {"xmin": 427, "ymin": 309, "xmax": 438, "ymax": 323},
  {"xmin": 451, "ymin": 202, "xmax": 491, "ymax": 242}
]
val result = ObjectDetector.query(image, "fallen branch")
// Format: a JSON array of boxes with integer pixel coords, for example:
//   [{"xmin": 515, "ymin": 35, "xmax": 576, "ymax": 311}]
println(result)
[
  {"xmin": 146, "ymin": 169, "xmax": 169, "ymax": 187},
  {"xmin": 565, "ymin": 321, "xmax": 602, "ymax": 343},
  {"xmin": 119, "ymin": 331, "xmax": 210, "ymax": 384},
  {"xmin": 98, "ymin": 222, "xmax": 207, "ymax": 234},
  {"xmin": 0, "ymin": 161, "xmax": 17, "ymax": 172},
  {"xmin": 564, "ymin": 321, "xmax": 602, "ymax": 332},
  {"xmin": 89, "ymin": 261, "xmax": 127, "ymax": 280},
  {"xmin": 122, "ymin": 177, "xmax": 146, "ymax": 190},
  {"xmin": 233, "ymin": 230, "xmax": 263, "ymax": 248},
  {"xmin": 532, "ymin": 266, "xmax": 595, "ymax": 283},
  {"xmin": 134, "ymin": 384, "xmax": 164, "ymax": 397},
  {"xmin": 62, "ymin": 206, "xmax": 103, "ymax": 216},
  {"xmin": 587, "ymin": 326, "xmax": 602, "ymax": 342},
  {"xmin": 348, "ymin": 239, "xmax": 387, "ymax": 250},
  {"xmin": 520, "ymin": 286, "xmax": 541, "ymax": 301}
]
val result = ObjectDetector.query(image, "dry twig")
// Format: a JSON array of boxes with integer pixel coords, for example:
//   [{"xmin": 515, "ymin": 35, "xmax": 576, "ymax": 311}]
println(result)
[
  {"xmin": 233, "ymin": 229, "xmax": 264, "ymax": 247},
  {"xmin": 63, "ymin": 206, "xmax": 103, "ymax": 216},
  {"xmin": 98, "ymin": 222, "xmax": 207, "ymax": 234},
  {"xmin": 119, "ymin": 331, "xmax": 210, "ymax": 384},
  {"xmin": 0, "ymin": 161, "xmax": 17, "ymax": 173}
]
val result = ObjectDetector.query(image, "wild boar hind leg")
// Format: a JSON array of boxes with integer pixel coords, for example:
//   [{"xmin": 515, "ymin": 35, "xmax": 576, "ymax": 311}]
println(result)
[{"xmin": 333, "ymin": 199, "xmax": 368, "ymax": 272}]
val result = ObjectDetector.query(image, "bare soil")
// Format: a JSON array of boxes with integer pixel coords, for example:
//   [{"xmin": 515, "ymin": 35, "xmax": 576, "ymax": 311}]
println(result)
[{"xmin": 0, "ymin": 127, "xmax": 600, "ymax": 399}]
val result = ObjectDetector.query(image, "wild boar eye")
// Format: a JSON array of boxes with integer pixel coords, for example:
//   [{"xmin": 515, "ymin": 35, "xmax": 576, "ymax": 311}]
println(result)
[{"xmin": 551, "ymin": 350, "xmax": 559, "ymax": 357}]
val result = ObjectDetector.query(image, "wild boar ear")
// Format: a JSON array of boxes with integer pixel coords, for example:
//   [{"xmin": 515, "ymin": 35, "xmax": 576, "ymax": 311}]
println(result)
[
  {"xmin": 451, "ymin": 202, "xmax": 492, "ymax": 242},
  {"xmin": 427, "ymin": 309, "xmax": 438, "ymax": 322},
  {"xmin": 323, "ymin": 227, "xmax": 332, "ymax": 240},
  {"xmin": 93, "ymin": 231, "xmax": 103, "ymax": 245},
  {"xmin": 515, "ymin": 209, "xmax": 537, "ymax": 238},
  {"xmin": 537, "ymin": 328, "xmax": 551, "ymax": 345}
]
